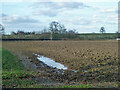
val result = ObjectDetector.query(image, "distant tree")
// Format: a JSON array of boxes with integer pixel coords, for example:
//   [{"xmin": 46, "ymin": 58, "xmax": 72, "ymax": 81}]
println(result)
[
  {"xmin": 32, "ymin": 31, "xmax": 35, "ymax": 34},
  {"xmin": 49, "ymin": 21, "xmax": 68, "ymax": 34},
  {"xmin": 59, "ymin": 24, "xmax": 67, "ymax": 34},
  {"xmin": 116, "ymin": 31, "xmax": 120, "ymax": 38},
  {"xmin": 35, "ymin": 31, "xmax": 41, "ymax": 35},
  {"xmin": 49, "ymin": 21, "xmax": 65, "ymax": 40},
  {"xmin": 68, "ymin": 29, "xmax": 76, "ymax": 34},
  {"xmin": 49, "ymin": 21, "xmax": 60, "ymax": 34},
  {"xmin": 49, "ymin": 21, "xmax": 79, "ymax": 39},
  {"xmin": 0, "ymin": 24, "xmax": 5, "ymax": 35},
  {"xmin": 11, "ymin": 31, "xmax": 16, "ymax": 35},
  {"xmin": 42, "ymin": 27, "xmax": 48, "ymax": 33},
  {"xmin": 116, "ymin": 31, "xmax": 119, "ymax": 34},
  {"xmin": 17, "ymin": 30, "xmax": 25, "ymax": 35},
  {"xmin": 100, "ymin": 27, "xmax": 105, "ymax": 34}
]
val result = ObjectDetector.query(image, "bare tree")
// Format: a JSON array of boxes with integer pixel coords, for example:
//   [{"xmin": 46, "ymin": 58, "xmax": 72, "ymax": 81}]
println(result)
[
  {"xmin": 49, "ymin": 21, "xmax": 60, "ymax": 33},
  {"xmin": 59, "ymin": 24, "xmax": 67, "ymax": 34},
  {"xmin": 68, "ymin": 29, "xmax": 76, "ymax": 34},
  {"xmin": 42, "ymin": 27, "xmax": 48, "ymax": 33},
  {"xmin": 49, "ymin": 21, "xmax": 68, "ymax": 40},
  {"xmin": 49, "ymin": 21, "xmax": 61, "ymax": 40},
  {"xmin": 0, "ymin": 24, "xmax": 5, "ymax": 35},
  {"xmin": 49, "ymin": 21, "xmax": 68, "ymax": 33},
  {"xmin": 100, "ymin": 27, "xmax": 105, "ymax": 34}
]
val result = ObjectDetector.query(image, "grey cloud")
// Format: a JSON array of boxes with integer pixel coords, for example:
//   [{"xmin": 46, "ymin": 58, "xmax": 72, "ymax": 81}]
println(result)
[
  {"xmin": 12, "ymin": 17, "xmax": 39, "ymax": 23},
  {"xmin": 33, "ymin": 9, "xmax": 59, "ymax": 17},
  {"xmin": 30, "ymin": 2, "xmax": 89, "ymax": 9},
  {"xmin": 44, "ymin": 2, "xmax": 89, "ymax": 9},
  {"xmin": 2, "ymin": 14, "xmax": 39, "ymax": 24},
  {"xmin": 31, "ymin": 2, "xmax": 90, "ymax": 17},
  {"xmin": 2, "ymin": 14, "xmax": 7, "ymax": 17}
]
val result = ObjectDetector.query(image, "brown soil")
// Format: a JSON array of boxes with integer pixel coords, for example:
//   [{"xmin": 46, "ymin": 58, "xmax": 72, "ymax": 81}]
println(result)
[{"xmin": 2, "ymin": 40, "xmax": 119, "ymax": 88}]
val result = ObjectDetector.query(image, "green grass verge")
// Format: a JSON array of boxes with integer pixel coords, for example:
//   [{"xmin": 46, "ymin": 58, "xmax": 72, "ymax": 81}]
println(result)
[
  {"xmin": 2, "ymin": 48, "xmax": 25, "ymax": 71},
  {"xmin": 21, "ymin": 84, "xmax": 92, "ymax": 88},
  {"xmin": 2, "ymin": 48, "xmax": 36, "ymax": 88},
  {"xmin": 60, "ymin": 84, "xmax": 92, "ymax": 88},
  {"xmin": 2, "ymin": 48, "xmax": 93, "ymax": 88}
]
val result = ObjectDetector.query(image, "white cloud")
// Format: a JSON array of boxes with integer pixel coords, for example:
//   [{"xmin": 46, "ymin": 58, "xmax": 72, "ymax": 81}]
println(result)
[
  {"xmin": 107, "ymin": 15, "xmax": 118, "ymax": 20},
  {"xmin": 104, "ymin": 14, "xmax": 118, "ymax": 25},
  {"xmin": 62, "ymin": 17, "xmax": 92, "ymax": 25},
  {"xmin": 92, "ymin": 15, "xmax": 103, "ymax": 23},
  {"xmin": 108, "ymin": 21, "xmax": 118, "ymax": 24},
  {"xmin": 2, "ymin": 0, "xmax": 119, "ymax": 2},
  {"xmin": 100, "ymin": 8, "xmax": 117, "ymax": 13}
]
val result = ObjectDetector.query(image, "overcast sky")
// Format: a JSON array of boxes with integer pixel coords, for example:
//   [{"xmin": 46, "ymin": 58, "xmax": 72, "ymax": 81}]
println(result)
[{"xmin": 1, "ymin": 1, "xmax": 118, "ymax": 34}]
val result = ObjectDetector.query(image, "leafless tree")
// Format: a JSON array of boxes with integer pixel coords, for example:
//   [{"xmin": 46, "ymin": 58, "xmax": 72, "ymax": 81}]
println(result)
[
  {"xmin": 0, "ymin": 24, "xmax": 5, "ymax": 35},
  {"xmin": 100, "ymin": 27, "xmax": 105, "ymax": 34}
]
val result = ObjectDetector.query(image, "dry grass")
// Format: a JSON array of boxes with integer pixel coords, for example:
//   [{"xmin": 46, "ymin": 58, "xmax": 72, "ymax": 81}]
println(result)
[{"xmin": 2, "ymin": 40, "xmax": 119, "ymax": 87}]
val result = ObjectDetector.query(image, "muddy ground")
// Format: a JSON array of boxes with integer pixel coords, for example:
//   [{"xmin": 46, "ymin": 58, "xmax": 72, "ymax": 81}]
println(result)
[{"xmin": 2, "ymin": 40, "xmax": 119, "ymax": 88}]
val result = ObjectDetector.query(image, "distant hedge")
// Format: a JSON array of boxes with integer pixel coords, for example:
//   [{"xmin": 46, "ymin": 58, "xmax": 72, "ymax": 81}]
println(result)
[{"xmin": 2, "ymin": 33, "xmax": 119, "ymax": 40}]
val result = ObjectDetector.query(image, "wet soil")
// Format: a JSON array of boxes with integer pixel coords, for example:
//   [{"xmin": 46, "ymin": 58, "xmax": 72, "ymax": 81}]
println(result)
[{"xmin": 2, "ymin": 41, "xmax": 119, "ymax": 88}]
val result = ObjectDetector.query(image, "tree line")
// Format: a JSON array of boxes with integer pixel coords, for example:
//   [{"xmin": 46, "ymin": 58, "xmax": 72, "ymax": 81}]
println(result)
[
  {"xmin": 0, "ymin": 21, "xmax": 119, "ymax": 35},
  {"xmin": 0, "ymin": 21, "xmax": 77, "ymax": 35}
]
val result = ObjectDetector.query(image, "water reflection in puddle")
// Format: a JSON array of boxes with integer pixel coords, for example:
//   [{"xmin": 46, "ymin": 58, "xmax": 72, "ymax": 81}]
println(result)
[
  {"xmin": 34, "ymin": 54, "xmax": 68, "ymax": 70},
  {"xmin": 83, "ymin": 70, "xmax": 87, "ymax": 72}
]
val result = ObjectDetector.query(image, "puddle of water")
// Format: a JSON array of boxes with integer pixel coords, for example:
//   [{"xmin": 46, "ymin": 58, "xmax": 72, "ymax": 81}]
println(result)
[
  {"xmin": 117, "ymin": 38, "xmax": 120, "ymax": 40},
  {"xmin": 34, "ymin": 54, "xmax": 68, "ymax": 70},
  {"xmin": 83, "ymin": 70, "xmax": 87, "ymax": 72},
  {"xmin": 73, "ymin": 70, "xmax": 78, "ymax": 73}
]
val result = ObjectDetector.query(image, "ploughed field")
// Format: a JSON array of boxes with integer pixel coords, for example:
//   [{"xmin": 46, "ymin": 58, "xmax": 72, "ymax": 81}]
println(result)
[{"xmin": 2, "ymin": 40, "xmax": 118, "ymax": 87}]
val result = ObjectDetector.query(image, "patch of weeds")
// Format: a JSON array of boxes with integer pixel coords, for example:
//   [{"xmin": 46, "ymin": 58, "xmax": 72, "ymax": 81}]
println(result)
[
  {"xmin": 3, "ymin": 78, "xmax": 35, "ymax": 88},
  {"xmin": 117, "ymin": 84, "xmax": 120, "ymax": 87},
  {"xmin": 2, "ymin": 71, "xmax": 35, "ymax": 79},
  {"xmin": 61, "ymin": 84, "xmax": 92, "ymax": 88}
]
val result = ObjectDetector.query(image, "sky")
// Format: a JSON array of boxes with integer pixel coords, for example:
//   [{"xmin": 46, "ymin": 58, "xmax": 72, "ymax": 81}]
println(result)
[{"xmin": 1, "ymin": 1, "xmax": 119, "ymax": 34}]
